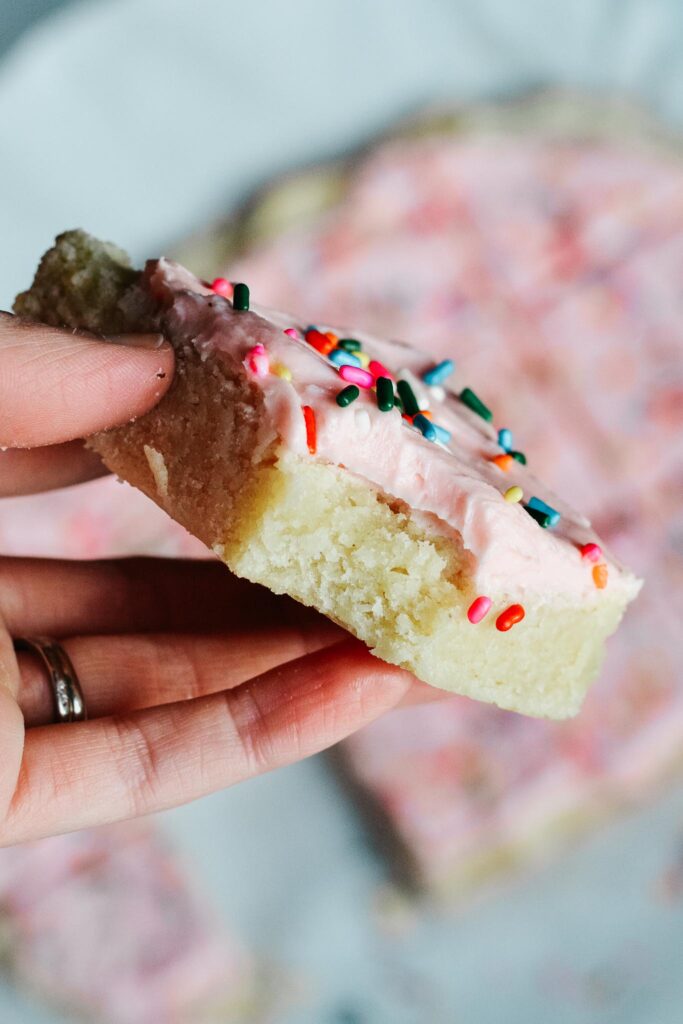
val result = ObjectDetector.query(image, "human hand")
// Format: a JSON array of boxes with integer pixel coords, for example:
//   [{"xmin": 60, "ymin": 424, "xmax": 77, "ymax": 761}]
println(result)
[{"xmin": 0, "ymin": 313, "xmax": 429, "ymax": 845}]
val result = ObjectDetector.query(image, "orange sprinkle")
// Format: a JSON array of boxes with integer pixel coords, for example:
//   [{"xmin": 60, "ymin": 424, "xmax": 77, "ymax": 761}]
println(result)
[
  {"xmin": 305, "ymin": 329, "xmax": 336, "ymax": 356},
  {"xmin": 420, "ymin": 409, "xmax": 433, "ymax": 420},
  {"xmin": 492, "ymin": 454, "xmax": 514, "ymax": 472},
  {"xmin": 592, "ymin": 564, "xmax": 608, "ymax": 589},
  {"xmin": 496, "ymin": 604, "xmax": 525, "ymax": 632},
  {"xmin": 302, "ymin": 405, "xmax": 317, "ymax": 454},
  {"xmin": 325, "ymin": 330, "xmax": 338, "ymax": 345}
]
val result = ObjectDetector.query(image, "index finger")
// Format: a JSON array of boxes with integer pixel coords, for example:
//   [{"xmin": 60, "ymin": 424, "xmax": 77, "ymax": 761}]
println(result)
[{"xmin": 0, "ymin": 312, "xmax": 174, "ymax": 447}]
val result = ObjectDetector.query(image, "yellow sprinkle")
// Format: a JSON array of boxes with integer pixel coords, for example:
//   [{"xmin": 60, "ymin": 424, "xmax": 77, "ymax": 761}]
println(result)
[
  {"xmin": 272, "ymin": 363, "xmax": 292, "ymax": 381},
  {"xmin": 504, "ymin": 485, "xmax": 523, "ymax": 503},
  {"xmin": 356, "ymin": 350, "xmax": 370, "ymax": 368}
]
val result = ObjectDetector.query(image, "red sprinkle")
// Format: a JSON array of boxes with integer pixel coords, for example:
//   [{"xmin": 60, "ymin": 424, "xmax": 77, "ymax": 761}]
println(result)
[
  {"xmin": 302, "ymin": 405, "xmax": 317, "ymax": 454},
  {"xmin": 496, "ymin": 604, "xmax": 525, "ymax": 632},
  {"xmin": 368, "ymin": 359, "xmax": 392, "ymax": 380},
  {"xmin": 467, "ymin": 596, "xmax": 492, "ymax": 624},
  {"xmin": 580, "ymin": 542, "xmax": 602, "ymax": 563},
  {"xmin": 305, "ymin": 329, "xmax": 336, "ymax": 356},
  {"xmin": 210, "ymin": 277, "xmax": 233, "ymax": 298}
]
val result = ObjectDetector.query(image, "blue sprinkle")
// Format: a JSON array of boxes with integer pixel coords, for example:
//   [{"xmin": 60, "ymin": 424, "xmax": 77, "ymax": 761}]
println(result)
[
  {"xmin": 527, "ymin": 496, "xmax": 561, "ymax": 527},
  {"xmin": 305, "ymin": 324, "xmax": 319, "ymax": 333},
  {"xmin": 422, "ymin": 359, "xmax": 455, "ymax": 386},
  {"xmin": 497, "ymin": 428, "xmax": 513, "ymax": 451},
  {"xmin": 432, "ymin": 423, "xmax": 452, "ymax": 444},
  {"xmin": 413, "ymin": 413, "xmax": 437, "ymax": 442},
  {"xmin": 329, "ymin": 348, "xmax": 361, "ymax": 368}
]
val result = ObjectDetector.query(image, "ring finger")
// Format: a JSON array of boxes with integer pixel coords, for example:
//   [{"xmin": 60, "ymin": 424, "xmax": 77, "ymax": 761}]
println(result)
[{"xmin": 16, "ymin": 623, "xmax": 342, "ymax": 726}]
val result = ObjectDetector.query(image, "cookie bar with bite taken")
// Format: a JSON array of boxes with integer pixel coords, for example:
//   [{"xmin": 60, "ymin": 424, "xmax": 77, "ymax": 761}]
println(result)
[{"xmin": 15, "ymin": 231, "xmax": 641, "ymax": 719}]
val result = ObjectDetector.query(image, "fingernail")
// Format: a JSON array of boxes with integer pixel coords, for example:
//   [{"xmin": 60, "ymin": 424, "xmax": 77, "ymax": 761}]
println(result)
[{"xmin": 105, "ymin": 333, "xmax": 167, "ymax": 350}]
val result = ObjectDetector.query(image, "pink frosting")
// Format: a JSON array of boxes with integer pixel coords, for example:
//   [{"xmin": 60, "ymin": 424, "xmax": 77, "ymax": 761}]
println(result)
[{"xmin": 145, "ymin": 259, "xmax": 640, "ymax": 604}]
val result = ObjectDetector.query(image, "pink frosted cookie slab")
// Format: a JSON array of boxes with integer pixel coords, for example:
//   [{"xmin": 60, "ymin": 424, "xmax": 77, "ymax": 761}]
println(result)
[{"xmin": 0, "ymin": 824, "xmax": 253, "ymax": 1023}]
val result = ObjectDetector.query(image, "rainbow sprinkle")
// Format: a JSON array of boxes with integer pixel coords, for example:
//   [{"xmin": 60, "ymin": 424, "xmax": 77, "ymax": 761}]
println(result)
[
  {"xmin": 497, "ymin": 428, "xmax": 513, "ymax": 451},
  {"xmin": 593, "ymin": 564, "xmax": 608, "ymax": 589},
  {"xmin": 272, "ymin": 363, "xmax": 292, "ymax": 381},
  {"xmin": 432, "ymin": 423, "xmax": 452, "ymax": 444},
  {"xmin": 580, "ymin": 542, "xmax": 602, "ymax": 563},
  {"xmin": 492, "ymin": 454, "xmax": 514, "ymax": 472},
  {"xmin": 232, "ymin": 282, "xmax": 249, "ymax": 311},
  {"xmin": 525, "ymin": 507, "xmax": 552, "ymax": 529},
  {"xmin": 302, "ymin": 405, "xmax": 317, "ymax": 454},
  {"xmin": 413, "ymin": 413, "xmax": 437, "ymax": 441},
  {"xmin": 467, "ymin": 596, "xmax": 492, "ymax": 624},
  {"xmin": 376, "ymin": 377, "xmax": 394, "ymax": 412},
  {"xmin": 306, "ymin": 329, "xmax": 336, "ymax": 355},
  {"xmin": 459, "ymin": 387, "xmax": 492, "ymax": 422},
  {"xmin": 329, "ymin": 349, "xmax": 362, "ymax": 368},
  {"xmin": 210, "ymin": 277, "xmax": 232, "ymax": 298},
  {"xmin": 422, "ymin": 359, "xmax": 455, "ymax": 386},
  {"xmin": 504, "ymin": 485, "xmax": 523, "ymax": 503},
  {"xmin": 496, "ymin": 604, "xmax": 525, "ymax": 632},
  {"xmin": 369, "ymin": 359, "xmax": 392, "ymax": 380},
  {"xmin": 336, "ymin": 385, "xmax": 360, "ymax": 407},
  {"xmin": 245, "ymin": 343, "xmax": 269, "ymax": 377},
  {"xmin": 398, "ymin": 368, "xmax": 430, "ymax": 409},
  {"xmin": 526, "ymin": 496, "xmax": 561, "ymax": 527},
  {"xmin": 396, "ymin": 379, "xmax": 421, "ymax": 417},
  {"xmin": 339, "ymin": 364, "xmax": 374, "ymax": 388}
]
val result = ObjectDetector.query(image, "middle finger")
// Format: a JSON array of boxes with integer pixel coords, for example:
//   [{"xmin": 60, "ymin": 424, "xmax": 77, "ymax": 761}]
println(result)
[{"xmin": 0, "ymin": 556, "xmax": 319, "ymax": 637}]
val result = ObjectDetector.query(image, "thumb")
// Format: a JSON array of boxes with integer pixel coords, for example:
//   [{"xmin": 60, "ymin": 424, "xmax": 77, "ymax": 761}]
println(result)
[{"xmin": 0, "ymin": 312, "xmax": 174, "ymax": 448}]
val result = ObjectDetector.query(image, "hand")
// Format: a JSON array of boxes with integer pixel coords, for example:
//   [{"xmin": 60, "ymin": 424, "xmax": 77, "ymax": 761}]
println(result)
[{"xmin": 0, "ymin": 313, "xmax": 428, "ymax": 845}]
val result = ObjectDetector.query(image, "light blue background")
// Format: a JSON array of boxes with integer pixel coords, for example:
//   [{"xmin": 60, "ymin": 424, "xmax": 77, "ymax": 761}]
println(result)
[{"xmin": 1, "ymin": 2, "xmax": 683, "ymax": 1022}]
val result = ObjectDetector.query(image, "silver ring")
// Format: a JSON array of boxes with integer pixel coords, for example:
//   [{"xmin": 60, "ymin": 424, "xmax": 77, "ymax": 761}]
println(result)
[{"xmin": 13, "ymin": 636, "xmax": 87, "ymax": 723}]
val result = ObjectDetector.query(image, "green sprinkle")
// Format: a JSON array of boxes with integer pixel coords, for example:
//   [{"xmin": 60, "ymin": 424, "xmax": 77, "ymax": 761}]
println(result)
[
  {"xmin": 459, "ymin": 387, "xmax": 492, "ymax": 422},
  {"xmin": 376, "ymin": 377, "xmax": 394, "ymax": 412},
  {"xmin": 232, "ymin": 282, "xmax": 250, "ymax": 311},
  {"xmin": 510, "ymin": 450, "xmax": 527, "ymax": 465},
  {"xmin": 525, "ymin": 506, "xmax": 551, "ymax": 528},
  {"xmin": 336, "ymin": 384, "xmax": 360, "ymax": 407},
  {"xmin": 397, "ymin": 379, "xmax": 420, "ymax": 417},
  {"xmin": 338, "ymin": 338, "xmax": 362, "ymax": 352}
]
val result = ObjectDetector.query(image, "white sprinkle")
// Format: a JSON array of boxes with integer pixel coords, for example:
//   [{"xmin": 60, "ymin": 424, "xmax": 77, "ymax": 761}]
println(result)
[
  {"xmin": 429, "ymin": 385, "xmax": 446, "ymax": 402},
  {"xmin": 143, "ymin": 444, "xmax": 169, "ymax": 499}
]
